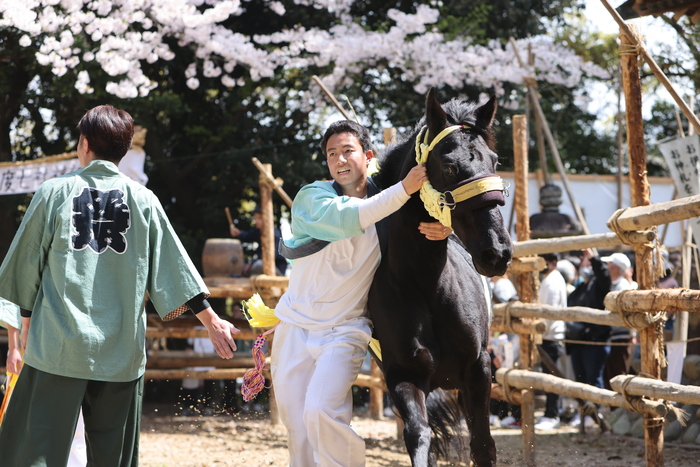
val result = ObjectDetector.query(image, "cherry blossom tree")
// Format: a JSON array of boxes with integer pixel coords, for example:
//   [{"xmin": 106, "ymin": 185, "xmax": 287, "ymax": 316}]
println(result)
[
  {"xmin": 0, "ymin": 0, "xmax": 614, "ymax": 262},
  {"xmin": 1, "ymin": 0, "xmax": 607, "ymax": 101}
]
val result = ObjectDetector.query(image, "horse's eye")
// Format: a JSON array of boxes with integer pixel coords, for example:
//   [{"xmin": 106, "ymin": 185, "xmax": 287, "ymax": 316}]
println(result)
[{"xmin": 444, "ymin": 165, "xmax": 456, "ymax": 176}]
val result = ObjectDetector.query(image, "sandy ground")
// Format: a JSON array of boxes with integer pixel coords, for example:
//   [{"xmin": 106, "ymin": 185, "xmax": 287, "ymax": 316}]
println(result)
[{"xmin": 139, "ymin": 403, "xmax": 700, "ymax": 467}]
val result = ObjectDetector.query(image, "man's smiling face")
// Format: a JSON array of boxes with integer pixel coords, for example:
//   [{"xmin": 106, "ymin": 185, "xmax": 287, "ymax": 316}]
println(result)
[{"xmin": 325, "ymin": 132, "xmax": 373, "ymax": 198}]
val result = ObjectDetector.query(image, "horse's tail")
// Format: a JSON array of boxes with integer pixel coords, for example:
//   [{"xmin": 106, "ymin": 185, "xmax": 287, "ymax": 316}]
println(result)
[{"xmin": 426, "ymin": 389, "xmax": 466, "ymax": 462}]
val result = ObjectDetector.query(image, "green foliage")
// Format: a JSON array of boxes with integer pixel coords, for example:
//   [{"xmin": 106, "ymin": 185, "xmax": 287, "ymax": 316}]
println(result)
[{"xmin": 6, "ymin": 0, "xmax": 692, "ymax": 265}]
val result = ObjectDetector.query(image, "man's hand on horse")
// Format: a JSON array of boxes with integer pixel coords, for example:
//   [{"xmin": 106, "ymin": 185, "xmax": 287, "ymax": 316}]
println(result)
[
  {"xmin": 419, "ymin": 222, "xmax": 452, "ymax": 241},
  {"xmin": 401, "ymin": 163, "xmax": 428, "ymax": 195}
]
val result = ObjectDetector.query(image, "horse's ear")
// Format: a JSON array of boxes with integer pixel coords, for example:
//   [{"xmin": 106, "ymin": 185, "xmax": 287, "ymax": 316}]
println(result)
[
  {"xmin": 425, "ymin": 88, "xmax": 447, "ymax": 142},
  {"xmin": 474, "ymin": 95, "xmax": 497, "ymax": 129}
]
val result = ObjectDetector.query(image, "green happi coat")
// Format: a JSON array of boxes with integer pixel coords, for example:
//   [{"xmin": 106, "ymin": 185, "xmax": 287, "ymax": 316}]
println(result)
[{"xmin": 0, "ymin": 160, "xmax": 207, "ymax": 382}]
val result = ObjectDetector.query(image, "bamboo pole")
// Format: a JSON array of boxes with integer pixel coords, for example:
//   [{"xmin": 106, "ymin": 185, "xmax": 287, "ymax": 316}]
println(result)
[
  {"xmin": 145, "ymin": 368, "xmax": 258, "ymax": 380},
  {"xmin": 147, "ymin": 354, "xmax": 256, "ymax": 369},
  {"xmin": 250, "ymin": 274, "xmax": 290, "ymax": 288},
  {"xmin": 251, "ymin": 157, "xmax": 293, "ymax": 208},
  {"xmin": 312, "ymin": 75, "xmax": 353, "ymax": 120},
  {"xmin": 146, "ymin": 327, "xmax": 257, "ymax": 341},
  {"xmin": 620, "ymin": 23, "xmax": 664, "ymax": 466},
  {"xmin": 617, "ymin": 69, "xmax": 626, "ymax": 211},
  {"xmin": 512, "ymin": 231, "xmax": 655, "ymax": 257},
  {"xmin": 509, "ymin": 38, "xmax": 593, "ymax": 240},
  {"xmin": 259, "ymin": 163, "xmax": 276, "ymax": 280},
  {"xmin": 507, "ymin": 257, "xmax": 546, "ymax": 274},
  {"xmin": 659, "ymin": 187, "xmax": 678, "ymax": 246},
  {"xmin": 513, "ymin": 114, "xmax": 535, "ymax": 466},
  {"xmin": 599, "ymin": 0, "xmax": 700, "ymax": 135},
  {"xmin": 528, "ymin": 47, "xmax": 549, "ymax": 184},
  {"xmin": 205, "ymin": 276, "xmax": 288, "ymax": 299},
  {"xmin": 495, "ymin": 369, "xmax": 667, "ymax": 417},
  {"xmin": 492, "ymin": 302, "xmax": 656, "ymax": 329},
  {"xmin": 491, "ymin": 317, "xmax": 547, "ymax": 335},
  {"xmin": 610, "ymin": 375, "xmax": 700, "ymax": 406},
  {"xmin": 608, "ymin": 194, "xmax": 700, "ymax": 231},
  {"xmin": 604, "ymin": 289, "xmax": 700, "ymax": 314},
  {"xmin": 674, "ymin": 224, "xmax": 692, "ymax": 360},
  {"xmin": 491, "ymin": 384, "xmax": 533, "ymax": 405}
]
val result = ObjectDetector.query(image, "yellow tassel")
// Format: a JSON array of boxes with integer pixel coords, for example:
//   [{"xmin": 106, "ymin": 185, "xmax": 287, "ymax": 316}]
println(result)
[{"xmin": 242, "ymin": 293, "xmax": 280, "ymax": 328}]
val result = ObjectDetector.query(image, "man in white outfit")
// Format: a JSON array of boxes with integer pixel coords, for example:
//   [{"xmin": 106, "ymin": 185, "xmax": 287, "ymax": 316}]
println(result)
[
  {"xmin": 535, "ymin": 253, "xmax": 567, "ymax": 430},
  {"xmin": 271, "ymin": 120, "xmax": 443, "ymax": 467}
]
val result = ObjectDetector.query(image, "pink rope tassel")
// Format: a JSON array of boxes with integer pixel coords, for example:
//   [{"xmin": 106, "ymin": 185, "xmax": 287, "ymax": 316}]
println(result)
[{"xmin": 241, "ymin": 334, "xmax": 270, "ymax": 402}]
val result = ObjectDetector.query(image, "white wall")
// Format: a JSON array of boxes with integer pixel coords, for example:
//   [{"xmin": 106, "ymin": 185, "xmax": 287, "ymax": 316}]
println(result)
[{"xmin": 498, "ymin": 172, "xmax": 683, "ymax": 249}]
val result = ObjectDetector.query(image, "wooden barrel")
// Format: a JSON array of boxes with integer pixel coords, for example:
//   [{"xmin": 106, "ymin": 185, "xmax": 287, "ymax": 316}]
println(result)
[{"xmin": 202, "ymin": 238, "xmax": 244, "ymax": 277}]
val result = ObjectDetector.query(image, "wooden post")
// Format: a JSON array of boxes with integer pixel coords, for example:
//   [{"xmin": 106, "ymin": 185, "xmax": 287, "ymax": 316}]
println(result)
[
  {"xmin": 617, "ymin": 69, "xmax": 626, "ymax": 211},
  {"xmin": 258, "ymin": 162, "xmax": 281, "ymax": 425},
  {"xmin": 529, "ymin": 48, "xmax": 549, "ymax": 185},
  {"xmin": 600, "ymin": 0, "xmax": 700, "ymax": 135},
  {"xmin": 251, "ymin": 157, "xmax": 293, "ymax": 208},
  {"xmin": 513, "ymin": 114, "xmax": 536, "ymax": 467},
  {"xmin": 621, "ymin": 24, "xmax": 663, "ymax": 466},
  {"xmin": 509, "ymin": 38, "xmax": 593, "ymax": 240},
  {"xmin": 259, "ymin": 163, "xmax": 276, "ymax": 279}
]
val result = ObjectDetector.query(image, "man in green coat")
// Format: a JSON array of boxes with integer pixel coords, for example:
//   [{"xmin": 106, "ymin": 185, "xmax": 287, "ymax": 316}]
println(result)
[{"xmin": 0, "ymin": 104, "xmax": 239, "ymax": 466}]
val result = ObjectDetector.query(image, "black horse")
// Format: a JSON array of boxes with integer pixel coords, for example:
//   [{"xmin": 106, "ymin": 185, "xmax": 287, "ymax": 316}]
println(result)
[{"xmin": 368, "ymin": 89, "xmax": 513, "ymax": 467}]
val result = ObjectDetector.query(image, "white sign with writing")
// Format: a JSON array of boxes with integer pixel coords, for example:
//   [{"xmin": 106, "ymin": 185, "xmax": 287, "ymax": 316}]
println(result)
[
  {"xmin": 657, "ymin": 134, "xmax": 700, "ymax": 243},
  {"xmin": 0, "ymin": 157, "xmax": 81, "ymax": 195}
]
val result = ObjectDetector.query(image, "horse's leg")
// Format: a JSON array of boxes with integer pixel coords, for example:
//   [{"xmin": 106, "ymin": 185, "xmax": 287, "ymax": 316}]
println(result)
[
  {"xmin": 461, "ymin": 349, "xmax": 497, "ymax": 467},
  {"xmin": 387, "ymin": 375, "xmax": 437, "ymax": 467}
]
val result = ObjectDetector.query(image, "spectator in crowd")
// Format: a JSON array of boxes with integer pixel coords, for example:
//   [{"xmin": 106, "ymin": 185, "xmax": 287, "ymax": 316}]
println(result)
[
  {"xmin": 535, "ymin": 253, "xmax": 567, "ymax": 430},
  {"xmin": 601, "ymin": 253, "xmax": 636, "ymax": 391},
  {"xmin": 556, "ymin": 258, "xmax": 578, "ymax": 296},
  {"xmin": 490, "ymin": 274, "xmax": 519, "ymax": 305},
  {"xmin": 566, "ymin": 249, "xmax": 612, "ymax": 426}
]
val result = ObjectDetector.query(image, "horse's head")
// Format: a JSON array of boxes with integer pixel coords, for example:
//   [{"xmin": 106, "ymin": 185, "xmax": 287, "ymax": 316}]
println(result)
[{"xmin": 419, "ymin": 88, "xmax": 513, "ymax": 277}]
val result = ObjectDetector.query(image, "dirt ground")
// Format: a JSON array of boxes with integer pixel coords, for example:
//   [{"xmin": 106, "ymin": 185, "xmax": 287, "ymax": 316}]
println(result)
[{"xmin": 139, "ymin": 402, "xmax": 700, "ymax": 467}]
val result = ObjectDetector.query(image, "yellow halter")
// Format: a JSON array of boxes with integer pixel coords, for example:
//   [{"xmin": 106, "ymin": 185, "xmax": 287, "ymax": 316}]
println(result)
[{"xmin": 414, "ymin": 125, "xmax": 507, "ymax": 228}]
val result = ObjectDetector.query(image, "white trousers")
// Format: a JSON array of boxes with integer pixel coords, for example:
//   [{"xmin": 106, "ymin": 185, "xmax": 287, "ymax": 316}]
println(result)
[{"xmin": 271, "ymin": 320, "xmax": 370, "ymax": 467}]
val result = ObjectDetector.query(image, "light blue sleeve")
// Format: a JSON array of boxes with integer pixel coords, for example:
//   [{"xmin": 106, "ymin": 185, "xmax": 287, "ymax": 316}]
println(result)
[
  {"xmin": 286, "ymin": 181, "xmax": 364, "ymax": 247},
  {"xmin": 0, "ymin": 298, "xmax": 21, "ymax": 330}
]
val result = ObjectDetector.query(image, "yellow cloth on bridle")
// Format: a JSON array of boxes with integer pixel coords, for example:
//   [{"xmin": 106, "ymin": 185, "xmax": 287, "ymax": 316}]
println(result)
[{"xmin": 415, "ymin": 125, "xmax": 506, "ymax": 228}]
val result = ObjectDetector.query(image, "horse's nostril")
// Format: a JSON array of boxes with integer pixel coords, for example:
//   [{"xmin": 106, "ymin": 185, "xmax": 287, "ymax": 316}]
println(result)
[{"xmin": 481, "ymin": 247, "xmax": 512, "ymax": 271}]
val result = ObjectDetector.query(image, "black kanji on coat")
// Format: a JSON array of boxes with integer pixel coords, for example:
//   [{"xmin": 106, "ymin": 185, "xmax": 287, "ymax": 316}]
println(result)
[{"xmin": 72, "ymin": 187, "xmax": 131, "ymax": 254}]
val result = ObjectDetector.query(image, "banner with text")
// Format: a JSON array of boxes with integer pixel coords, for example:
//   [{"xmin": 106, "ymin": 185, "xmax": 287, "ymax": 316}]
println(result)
[
  {"xmin": 657, "ymin": 134, "xmax": 700, "ymax": 242},
  {"xmin": 0, "ymin": 155, "xmax": 80, "ymax": 195}
]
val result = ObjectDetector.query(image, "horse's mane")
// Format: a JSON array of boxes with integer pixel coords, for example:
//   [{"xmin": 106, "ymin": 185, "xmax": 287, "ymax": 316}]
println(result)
[{"xmin": 373, "ymin": 97, "xmax": 496, "ymax": 190}]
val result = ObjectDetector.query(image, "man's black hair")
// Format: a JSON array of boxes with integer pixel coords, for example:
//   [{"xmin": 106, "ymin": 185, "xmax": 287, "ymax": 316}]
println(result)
[
  {"xmin": 541, "ymin": 252, "xmax": 559, "ymax": 263},
  {"xmin": 320, "ymin": 120, "xmax": 372, "ymax": 155},
  {"xmin": 77, "ymin": 105, "xmax": 134, "ymax": 163}
]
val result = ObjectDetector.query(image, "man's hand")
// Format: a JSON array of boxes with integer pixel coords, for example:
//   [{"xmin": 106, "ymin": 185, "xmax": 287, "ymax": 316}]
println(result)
[
  {"xmin": 418, "ymin": 222, "xmax": 452, "ymax": 241},
  {"xmin": 6, "ymin": 325, "xmax": 23, "ymax": 375},
  {"xmin": 230, "ymin": 225, "xmax": 241, "ymax": 237},
  {"xmin": 196, "ymin": 307, "xmax": 240, "ymax": 359},
  {"xmin": 581, "ymin": 248, "xmax": 593, "ymax": 260},
  {"xmin": 6, "ymin": 348, "xmax": 22, "ymax": 375},
  {"xmin": 401, "ymin": 164, "xmax": 428, "ymax": 195}
]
